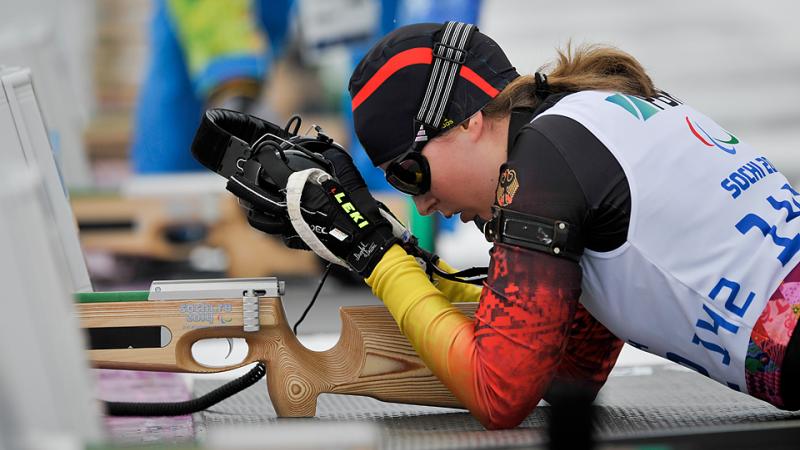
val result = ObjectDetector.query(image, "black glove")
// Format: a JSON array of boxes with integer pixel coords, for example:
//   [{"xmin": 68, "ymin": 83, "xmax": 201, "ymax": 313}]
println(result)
[
  {"xmin": 287, "ymin": 146, "xmax": 397, "ymax": 276},
  {"xmin": 245, "ymin": 208, "xmax": 309, "ymax": 250},
  {"xmin": 192, "ymin": 109, "xmax": 475, "ymax": 281},
  {"xmin": 298, "ymin": 175, "xmax": 396, "ymax": 276},
  {"xmin": 226, "ymin": 142, "xmax": 397, "ymax": 277}
]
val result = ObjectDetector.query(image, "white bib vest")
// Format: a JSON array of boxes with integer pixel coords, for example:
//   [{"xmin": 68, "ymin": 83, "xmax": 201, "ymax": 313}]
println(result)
[{"xmin": 536, "ymin": 91, "xmax": 800, "ymax": 392}]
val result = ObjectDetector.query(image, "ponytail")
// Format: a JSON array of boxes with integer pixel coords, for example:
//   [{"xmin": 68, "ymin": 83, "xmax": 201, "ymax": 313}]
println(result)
[{"xmin": 482, "ymin": 42, "xmax": 656, "ymax": 119}]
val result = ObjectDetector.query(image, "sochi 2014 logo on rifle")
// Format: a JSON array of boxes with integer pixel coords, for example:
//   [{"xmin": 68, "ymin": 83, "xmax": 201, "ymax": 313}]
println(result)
[{"xmin": 497, "ymin": 168, "xmax": 519, "ymax": 207}]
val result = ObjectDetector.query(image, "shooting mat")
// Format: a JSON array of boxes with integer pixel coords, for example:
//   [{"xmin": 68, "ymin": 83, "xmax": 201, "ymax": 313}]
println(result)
[{"xmin": 191, "ymin": 364, "xmax": 800, "ymax": 449}]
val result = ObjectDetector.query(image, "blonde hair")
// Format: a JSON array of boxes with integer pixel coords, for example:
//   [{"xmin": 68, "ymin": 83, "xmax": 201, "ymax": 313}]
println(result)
[{"xmin": 482, "ymin": 42, "xmax": 656, "ymax": 119}]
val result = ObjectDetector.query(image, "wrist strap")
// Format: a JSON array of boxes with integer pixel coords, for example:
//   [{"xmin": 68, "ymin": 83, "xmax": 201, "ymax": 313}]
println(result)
[
  {"xmin": 344, "ymin": 226, "xmax": 397, "ymax": 276},
  {"xmin": 286, "ymin": 169, "xmax": 349, "ymax": 268}
]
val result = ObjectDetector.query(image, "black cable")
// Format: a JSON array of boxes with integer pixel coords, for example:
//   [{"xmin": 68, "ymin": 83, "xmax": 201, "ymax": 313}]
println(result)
[
  {"xmin": 431, "ymin": 264, "xmax": 487, "ymax": 285},
  {"xmin": 293, "ymin": 262, "xmax": 333, "ymax": 335},
  {"xmin": 400, "ymin": 234, "xmax": 487, "ymax": 286},
  {"xmin": 284, "ymin": 114, "xmax": 302, "ymax": 135},
  {"xmin": 104, "ymin": 362, "xmax": 266, "ymax": 417}
]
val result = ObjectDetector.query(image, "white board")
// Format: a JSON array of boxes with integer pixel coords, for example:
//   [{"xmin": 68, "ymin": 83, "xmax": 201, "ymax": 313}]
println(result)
[
  {"xmin": 0, "ymin": 20, "xmax": 93, "ymax": 189},
  {"xmin": 0, "ymin": 165, "xmax": 101, "ymax": 447},
  {"xmin": 0, "ymin": 66, "xmax": 92, "ymax": 293}
]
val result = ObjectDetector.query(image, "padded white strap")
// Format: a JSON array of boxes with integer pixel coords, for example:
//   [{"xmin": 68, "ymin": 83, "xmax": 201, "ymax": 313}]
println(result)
[
  {"xmin": 285, "ymin": 169, "xmax": 349, "ymax": 268},
  {"xmin": 379, "ymin": 208, "xmax": 413, "ymax": 244}
]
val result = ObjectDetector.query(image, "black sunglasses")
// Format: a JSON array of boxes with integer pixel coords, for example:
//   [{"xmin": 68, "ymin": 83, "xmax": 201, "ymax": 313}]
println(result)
[{"xmin": 385, "ymin": 139, "xmax": 432, "ymax": 196}]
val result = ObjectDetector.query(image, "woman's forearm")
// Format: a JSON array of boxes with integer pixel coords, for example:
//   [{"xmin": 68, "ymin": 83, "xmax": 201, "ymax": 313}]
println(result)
[{"xmin": 367, "ymin": 244, "xmax": 581, "ymax": 429}]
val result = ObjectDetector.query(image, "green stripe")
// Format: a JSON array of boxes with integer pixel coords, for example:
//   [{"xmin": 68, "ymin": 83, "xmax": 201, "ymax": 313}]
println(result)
[
  {"xmin": 74, "ymin": 291, "xmax": 149, "ymax": 303},
  {"xmin": 605, "ymin": 93, "xmax": 641, "ymax": 119},
  {"xmin": 626, "ymin": 94, "xmax": 660, "ymax": 121},
  {"xmin": 718, "ymin": 133, "xmax": 740, "ymax": 145},
  {"xmin": 67, "ymin": 188, "xmax": 120, "ymax": 199}
]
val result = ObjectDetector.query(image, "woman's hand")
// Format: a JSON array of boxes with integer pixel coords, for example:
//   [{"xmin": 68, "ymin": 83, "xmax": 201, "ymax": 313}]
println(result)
[{"xmin": 226, "ymin": 145, "xmax": 397, "ymax": 277}]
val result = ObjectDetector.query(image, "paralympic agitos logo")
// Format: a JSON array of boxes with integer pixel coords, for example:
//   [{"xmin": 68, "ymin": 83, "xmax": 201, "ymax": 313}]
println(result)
[
  {"xmin": 605, "ymin": 91, "xmax": 739, "ymax": 155},
  {"xmin": 685, "ymin": 116, "xmax": 739, "ymax": 154}
]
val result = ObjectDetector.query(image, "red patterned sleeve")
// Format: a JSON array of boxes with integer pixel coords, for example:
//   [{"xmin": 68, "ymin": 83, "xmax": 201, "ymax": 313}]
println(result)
[
  {"xmin": 469, "ymin": 243, "xmax": 583, "ymax": 427},
  {"xmin": 543, "ymin": 303, "xmax": 624, "ymax": 403},
  {"xmin": 367, "ymin": 242, "xmax": 586, "ymax": 429}
]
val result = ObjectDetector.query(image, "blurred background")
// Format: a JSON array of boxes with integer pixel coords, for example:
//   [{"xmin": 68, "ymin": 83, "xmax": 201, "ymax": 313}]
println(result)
[
  {"xmin": 0, "ymin": 1, "xmax": 798, "ymax": 447},
  {"xmin": 0, "ymin": 0, "xmax": 798, "ymax": 327}
]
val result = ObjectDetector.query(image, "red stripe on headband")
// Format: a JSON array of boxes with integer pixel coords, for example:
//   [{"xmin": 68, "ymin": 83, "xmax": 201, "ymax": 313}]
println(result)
[
  {"xmin": 351, "ymin": 47, "xmax": 499, "ymax": 111},
  {"xmin": 351, "ymin": 47, "xmax": 432, "ymax": 111},
  {"xmin": 460, "ymin": 65, "xmax": 499, "ymax": 98}
]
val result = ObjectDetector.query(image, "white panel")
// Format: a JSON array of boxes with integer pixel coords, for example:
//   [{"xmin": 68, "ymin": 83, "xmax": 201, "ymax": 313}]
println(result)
[
  {"xmin": 0, "ymin": 166, "xmax": 101, "ymax": 446},
  {"xmin": 1, "ymin": 67, "xmax": 92, "ymax": 292},
  {"xmin": 0, "ymin": 20, "xmax": 93, "ymax": 189}
]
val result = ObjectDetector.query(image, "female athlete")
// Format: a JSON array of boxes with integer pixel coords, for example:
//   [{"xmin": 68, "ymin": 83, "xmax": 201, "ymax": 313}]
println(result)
[{"xmin": 224, "ymin": 22, "xmax": 800, "ymax": 429}]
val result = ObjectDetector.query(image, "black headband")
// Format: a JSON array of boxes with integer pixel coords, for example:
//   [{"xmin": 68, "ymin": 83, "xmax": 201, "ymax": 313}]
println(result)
[{"xmin": 413, "ymin": 21, "xmax": 478, "ymax": 145}]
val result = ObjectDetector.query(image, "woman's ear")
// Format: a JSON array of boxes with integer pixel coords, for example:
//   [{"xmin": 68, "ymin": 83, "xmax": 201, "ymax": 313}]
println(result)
[{"xmin": 461, "ymin": 110, "xmax": 484, "ymax": 142}]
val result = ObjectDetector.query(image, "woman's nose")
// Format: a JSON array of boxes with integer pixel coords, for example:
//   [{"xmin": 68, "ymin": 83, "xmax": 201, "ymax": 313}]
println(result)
[{"xmin": 413, "ymin": 194, "xmax": 436, "ymax": 216}]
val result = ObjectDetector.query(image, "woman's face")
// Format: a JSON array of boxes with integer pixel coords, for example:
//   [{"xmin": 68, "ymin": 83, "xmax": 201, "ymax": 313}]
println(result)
[{"xmin": 407, "ymin": 113, "xmax": 505, "ymax": 223}]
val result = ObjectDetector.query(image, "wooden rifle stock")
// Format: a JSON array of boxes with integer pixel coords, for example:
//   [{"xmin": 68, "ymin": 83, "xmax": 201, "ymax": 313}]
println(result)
[{"xmin": 78, "ymin": 297, "xmax": 476, "ymax": 416}]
